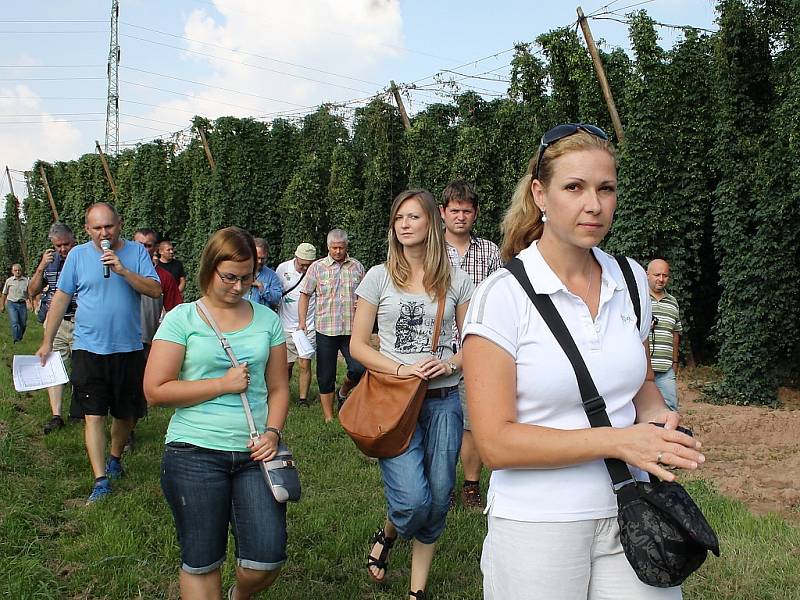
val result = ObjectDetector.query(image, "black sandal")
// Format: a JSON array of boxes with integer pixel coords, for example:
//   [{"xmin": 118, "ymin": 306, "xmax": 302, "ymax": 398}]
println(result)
[
  {"xmin": 367, "ymin": 527, "xmax": 396, "ymax": 582},
  {"xmin": 410, "ymin": 590, "xmax": 427, "ymax": 599}
]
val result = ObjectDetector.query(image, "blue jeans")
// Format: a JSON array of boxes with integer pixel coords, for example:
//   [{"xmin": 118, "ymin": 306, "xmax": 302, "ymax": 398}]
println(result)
[
  {"xmin": 7, "ymin": 301, "xmax": 27, "ymax": 342},
  {"xmin": 379, "ymin": 388, "xmax": 463, "ymax": 544},
  {"xmin": 315, "ymin": 333, "xmax": 365, "ymax": 393},
  {"xmin": 654, "ymin": 368, "xmax": 678, "ymax": 411},
  {"xmin": 160, "ymin": 443, "xmax": 287, "ymax": 574}
]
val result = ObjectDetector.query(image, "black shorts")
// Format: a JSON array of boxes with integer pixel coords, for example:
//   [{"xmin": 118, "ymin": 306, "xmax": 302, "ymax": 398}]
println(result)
[{"xmin": 71, "ymin": 349, "xmax": 146, "ymax": 419}]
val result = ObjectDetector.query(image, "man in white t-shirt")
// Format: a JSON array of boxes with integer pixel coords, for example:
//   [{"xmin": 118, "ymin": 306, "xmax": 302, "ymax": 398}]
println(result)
[{"xmin": 276, "ymin": 242, "xmax": 317, "ymax": 406}]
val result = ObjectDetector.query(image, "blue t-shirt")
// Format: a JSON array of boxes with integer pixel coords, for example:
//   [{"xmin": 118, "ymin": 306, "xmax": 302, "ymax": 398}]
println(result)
[
  {"xmin": 154, "ymin": 300, "xmax": 285, "ymax": 452},
  {"xmin": 57, "ymin": 240, "xmax": 160, "ymax": 354}
]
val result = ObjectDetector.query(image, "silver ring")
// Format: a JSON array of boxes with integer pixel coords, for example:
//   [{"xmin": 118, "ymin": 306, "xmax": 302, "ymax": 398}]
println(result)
[{"xmin": 656, "ymin": 452, "xmax": 664, "ymax": 464}]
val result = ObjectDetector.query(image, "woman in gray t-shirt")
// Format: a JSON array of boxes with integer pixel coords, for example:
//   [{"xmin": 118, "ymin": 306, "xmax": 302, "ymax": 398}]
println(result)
[{"xmin": 351, "ymin": 189, "xmax": 473, "ymax": 600}]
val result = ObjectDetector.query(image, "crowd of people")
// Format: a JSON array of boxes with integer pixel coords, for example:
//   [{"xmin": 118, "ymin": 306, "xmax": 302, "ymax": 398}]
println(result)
[{"xmin": 3, "ymin": 122, "xmax": 705, "ymax": 599}]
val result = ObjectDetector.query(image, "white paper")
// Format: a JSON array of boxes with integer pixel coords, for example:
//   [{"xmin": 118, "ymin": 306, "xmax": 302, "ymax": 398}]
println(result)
[
  {"xmin": 12, "ymin": 353, "xmax": 69, "ymax": 392},
  {"xmin": 291, "ymin": 330, "xmax": 316, "ymax": 359}
]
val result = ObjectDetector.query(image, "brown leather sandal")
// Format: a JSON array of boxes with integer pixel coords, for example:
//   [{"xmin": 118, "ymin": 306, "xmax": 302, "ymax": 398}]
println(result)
[{"xmin": 367, "ymin": 526, "xmax": 397, "ymax": 582}]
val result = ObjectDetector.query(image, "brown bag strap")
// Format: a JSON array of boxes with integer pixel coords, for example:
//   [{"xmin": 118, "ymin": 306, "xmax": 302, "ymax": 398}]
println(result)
[{"xmin": 429, "ymin": 293, "xmax": 446, "ymax": 355}]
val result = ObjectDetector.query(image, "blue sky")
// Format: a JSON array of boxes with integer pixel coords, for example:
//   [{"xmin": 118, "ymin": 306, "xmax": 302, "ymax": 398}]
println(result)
[{"xmin": 0, "ymin": 0, "xmax": 717, "ymax": 200}]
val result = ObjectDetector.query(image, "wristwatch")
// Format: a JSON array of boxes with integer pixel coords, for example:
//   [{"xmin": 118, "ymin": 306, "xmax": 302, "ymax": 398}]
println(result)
[
  {"xmin": 447, "ymin": 361, "xmax": 459, "ymax": 375},
  {"xmin": 265, "ymin": 426, "xmax": 282, "ymax": 444}
]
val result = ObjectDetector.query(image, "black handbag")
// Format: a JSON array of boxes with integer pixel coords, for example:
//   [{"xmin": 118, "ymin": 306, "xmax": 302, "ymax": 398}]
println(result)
[
  {"xmin": 505, "ymin": 256, "xmax": 719, "ymax": 588},
  {"xmin": 196, "ymin": 300, "xmax": 301, "ymax": 503}
]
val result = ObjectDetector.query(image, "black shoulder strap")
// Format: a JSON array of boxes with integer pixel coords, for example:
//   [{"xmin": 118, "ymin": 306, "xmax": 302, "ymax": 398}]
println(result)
[
  {"xmin": 504, "ymin": 257, "xmax": 635, "ymax": 489},
  {"xmin": 281, "ymin": 268, "xmax": 307, "ymax": 298},
  {"xmin": 614, "ymin": 255, "xmax": 640, "ymax": 331}
]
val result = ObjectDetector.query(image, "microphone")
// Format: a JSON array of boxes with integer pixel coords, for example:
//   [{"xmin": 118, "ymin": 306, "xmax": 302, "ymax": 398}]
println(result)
[{"xmin": 101, "ymin": 239, "xmax": 111, "ymax": 278}]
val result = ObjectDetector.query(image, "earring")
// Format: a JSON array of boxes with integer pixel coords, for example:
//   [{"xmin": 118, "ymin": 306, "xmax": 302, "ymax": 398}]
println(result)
[{"xmin": 541, "ymin": 210, "xmax": 548, "ymax": 223}]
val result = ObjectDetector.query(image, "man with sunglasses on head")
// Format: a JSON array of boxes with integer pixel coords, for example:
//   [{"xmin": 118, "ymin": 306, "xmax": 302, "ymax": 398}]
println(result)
[
  {"xmin": 36, "ymin": 203, "xmax": 161, "ymax": 504},
  {"xmin": 647, "ymin": 259, "xmax": 683, "ymax": 411},
  {"xmin": 245, "ymin": 237, "xmax": 283, "ymax": 311}
]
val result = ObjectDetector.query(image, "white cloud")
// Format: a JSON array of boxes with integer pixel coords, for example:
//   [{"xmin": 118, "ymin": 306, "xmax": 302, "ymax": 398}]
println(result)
[
  {"xmin": 0, "ymin": 84, "xmax": 84, "ymax": 190},
  {"xmin": 136, "ymin": 0, "xmax": 404, "ymax": 135}
]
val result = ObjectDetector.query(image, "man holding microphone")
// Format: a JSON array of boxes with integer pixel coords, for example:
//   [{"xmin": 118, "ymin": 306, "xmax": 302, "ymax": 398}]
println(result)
[{"xmin": 36, "ymin": 203, "xmax": 161, "ymax": 504}]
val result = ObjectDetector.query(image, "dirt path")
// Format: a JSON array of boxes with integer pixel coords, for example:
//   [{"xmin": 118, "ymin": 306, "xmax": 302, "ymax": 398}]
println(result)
[{"xmin": 678, "ymin": 369, "xmax": 800, "ymax": 519}]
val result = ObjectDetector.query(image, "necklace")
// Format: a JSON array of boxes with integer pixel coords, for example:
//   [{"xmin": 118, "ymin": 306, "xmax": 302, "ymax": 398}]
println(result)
[{"xmin": 579, "ymin": 253, "xmax": 593, "ymax": 306}]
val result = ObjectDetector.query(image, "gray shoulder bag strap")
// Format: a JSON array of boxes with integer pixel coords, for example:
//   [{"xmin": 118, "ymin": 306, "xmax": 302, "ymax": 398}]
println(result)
[{"xmin": 195, "ymin": 299, "xmax": 301, "ymax": 502}]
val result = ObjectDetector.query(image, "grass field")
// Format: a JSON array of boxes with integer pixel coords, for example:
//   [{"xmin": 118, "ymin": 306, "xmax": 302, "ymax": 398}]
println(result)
[{"xmin": 1, "ymin": 314, "xmax": 799, "ymax": 599}]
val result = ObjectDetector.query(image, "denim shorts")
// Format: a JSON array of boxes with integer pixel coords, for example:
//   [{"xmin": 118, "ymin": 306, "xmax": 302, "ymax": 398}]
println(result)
[
  {"xmin": 379, "ymin": 387, "xmax": 463, "ymax": 544},
  {"xmin": 160, "ymin": 442, "xmax": 287, "ymax": 574}
]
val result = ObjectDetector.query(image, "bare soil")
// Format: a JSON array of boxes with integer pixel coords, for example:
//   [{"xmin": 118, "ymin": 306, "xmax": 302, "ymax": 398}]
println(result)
[{"xmin": 679, "ymin": 369, "xmax": 800, "ymax": 519}]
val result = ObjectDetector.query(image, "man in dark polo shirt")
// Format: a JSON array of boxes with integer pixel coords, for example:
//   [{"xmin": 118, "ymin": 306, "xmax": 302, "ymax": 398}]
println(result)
[
  {"xmin": 28, "ymin": 222, "xmax": 80, "ymax": 434},
  {"xmin": 36, "ymin": 203, "xmax": 161, "ymax": 504}
]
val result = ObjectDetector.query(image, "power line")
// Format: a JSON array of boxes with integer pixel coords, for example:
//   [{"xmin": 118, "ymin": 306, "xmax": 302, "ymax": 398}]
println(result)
[
  {"xmin": 409, "ymin": 47, "xmax": 517, "ymax": 86},
  {"xmin": 120, "ymin": 79, "xmax": 277, "ymax": 113},
  {"xmin": 120, "ymin": 33, "xmax": 375, "ymax": 95},
  {"xmin": 119, "ymin": 112, "xmax": 185, "ymax": 128},
  {"xmin": 0, "ymin": 77, "xmax": 105, "ymax": 81},
  {"xmin": 0, "ymin": 30, "xmax": 105, "ymax": 34},
  {"xmin": 590, "ymin": 14, "xmax": 716, "ymax": 33},
  {"xmin": 123, "ymin": 98, "xmax": 205, "ymax": 115},
  {"xmin": 122, "ymin": 66, "xmax": 312, "ymax": 107},
  {"xmin": 119, "ymin": 120, "xmax": 177, "ymax": 134},
  {"xmin": 0, "ymin": 64, "xmax": 105, "ymax": 68},
  {"xmin": 0, "ymin": 19, "xmax": 104, "ymax": 23},
  {"xmin": 120, "ymin": 21, "xmax": 382, "ymax": 88},
  {"xmin": 586, "ymin": 0, "xmax": 628, "ymax": 17},
  {"xmin": 601, "ymin": 0, "xmax": 658, "ymax": 14},
  {"xmin": 0, "ymin": 96, "xmax": 106, "ymax": 100},
  {"xmin": 0, "ymin": 112, "xmax": 104, "ymax": 117},
  {"xmin": 0, "ymin": 118, "xmax": 106, "ymax": 125}
]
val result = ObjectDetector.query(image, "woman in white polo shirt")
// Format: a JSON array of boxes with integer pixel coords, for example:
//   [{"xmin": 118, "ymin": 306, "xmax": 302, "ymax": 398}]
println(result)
[{"xmin": 461, "ymin": 124, "xmax": 705, "ymax": 600}]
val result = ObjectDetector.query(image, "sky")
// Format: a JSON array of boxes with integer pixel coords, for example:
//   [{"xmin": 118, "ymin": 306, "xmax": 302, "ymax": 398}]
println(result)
[{"xmin": 0, "ymin": 0, "xmax": 717, "ymax": 202}]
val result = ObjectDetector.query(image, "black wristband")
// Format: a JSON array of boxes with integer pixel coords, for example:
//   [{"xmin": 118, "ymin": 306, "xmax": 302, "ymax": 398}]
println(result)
[{"xmin": 264, "ymin": 426, "xmax": 282, "ymax": 444}]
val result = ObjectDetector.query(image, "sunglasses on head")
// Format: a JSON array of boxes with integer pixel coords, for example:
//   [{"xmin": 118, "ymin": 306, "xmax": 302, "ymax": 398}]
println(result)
[{"xmin": 534, "ymin": 123, "xmax": 609, "ymax": 181}]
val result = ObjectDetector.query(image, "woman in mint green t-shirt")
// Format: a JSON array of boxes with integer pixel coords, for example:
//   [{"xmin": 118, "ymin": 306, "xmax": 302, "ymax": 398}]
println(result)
[{"xmin": 144, "ymin": 227, "xmax": 289, "ymax": 600}]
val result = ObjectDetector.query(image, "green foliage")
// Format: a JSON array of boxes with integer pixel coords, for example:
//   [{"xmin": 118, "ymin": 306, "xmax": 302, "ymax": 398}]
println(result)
[
  {"xmin": 8, "ymin": 0, "xmax": 799, "ymax": 403},
  {"xmin": 706, "ymin": 0, "xmax": 781, "ymax": 405},
  {"xmin": 351, "ymin": 98, "xmax": 407, "ymax": 267},
  {"xmin": 1, "ymin": 195, "xmax": 24, "ymax": 276}
]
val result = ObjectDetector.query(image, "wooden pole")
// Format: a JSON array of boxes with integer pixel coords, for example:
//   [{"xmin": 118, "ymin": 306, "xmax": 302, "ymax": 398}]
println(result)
[
  {"xmin": 197, "ymin": 126, "xmax": 217, "ymax": 172},
  {"xmin": 390, "ymin": 80, "xmax": 412, "ymax": 131},
  {"xmin": 95, "ymin": 140, "xmax": 118, "ymax": 198},
  {"xmin": 38, "ymin": 164, "xmax": 60, "ymax": 222},
  {"xmin": 577, "ymin": 7, "xmax": 625, "ymax": 142},
  {"xmin": 5, "ymin": 166, "xmax": 28, "ymax": 268}
]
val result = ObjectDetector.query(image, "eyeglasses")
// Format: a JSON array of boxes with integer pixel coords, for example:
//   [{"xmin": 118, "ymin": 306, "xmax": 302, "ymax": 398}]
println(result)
[
  {"xmin": 534, "ymin": 123, "xmax": 609, "ymax": 181},
  {"xmin": 216, "ymin": 270, "xmax": 255, "ymax": 286}
]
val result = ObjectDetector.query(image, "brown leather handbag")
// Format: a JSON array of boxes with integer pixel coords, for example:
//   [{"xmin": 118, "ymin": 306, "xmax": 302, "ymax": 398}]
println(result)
[{"xmin": 340, "ymin": 296, "xmax": 446, "ymax": 458}]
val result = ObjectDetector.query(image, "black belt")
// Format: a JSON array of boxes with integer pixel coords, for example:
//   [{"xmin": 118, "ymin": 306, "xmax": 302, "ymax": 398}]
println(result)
[
  {"xmin": 11, "ymin": 299, "xmax": 26, "ymax": 303},
  {"xmin": 63, "ymin": 315, "xmax": 73, "ymax": 322},
  {"xmin": 425, "ymin": 384, "xmax": 458, "ymax": 399}
]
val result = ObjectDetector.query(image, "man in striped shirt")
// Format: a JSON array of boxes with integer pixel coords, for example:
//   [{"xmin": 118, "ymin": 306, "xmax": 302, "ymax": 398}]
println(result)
[
  {"xmin": 647, "ymin": 259, "xmax": 683, "ymax": 411},
  {"xmin": 442, "ymin": 180, "xmax": 501, "ymax": 510},
  {"xmin": 298, "ymin": 229, "xmax": 366, "ymax": 422},
  {"xmin": 27, "ymin": 222, "xmax": 79, "ymax": 434}
]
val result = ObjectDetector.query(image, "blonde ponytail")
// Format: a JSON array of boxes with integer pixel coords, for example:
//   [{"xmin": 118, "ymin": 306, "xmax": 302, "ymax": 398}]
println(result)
[{"xmin": 500, "ymin": 164, "xmax": 543, "ymax": 263}]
